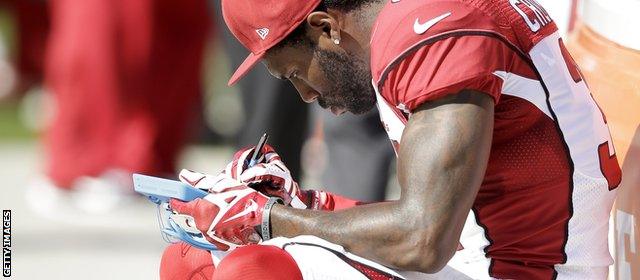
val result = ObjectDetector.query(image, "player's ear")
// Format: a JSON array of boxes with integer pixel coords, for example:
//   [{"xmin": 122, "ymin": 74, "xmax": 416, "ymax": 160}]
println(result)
[{"xmin": 306, "ymin": 11, "xmax": 342, "ymax": 45}]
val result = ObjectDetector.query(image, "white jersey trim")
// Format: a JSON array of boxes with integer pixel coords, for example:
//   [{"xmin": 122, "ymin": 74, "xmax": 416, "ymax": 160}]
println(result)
[
  {"xmin": 530, "ymin": 31, "xmax": 617, "ymax": 273},
  {"xmin": 493, "ymin": 70, "xmax": 552, "ymax": 118}
]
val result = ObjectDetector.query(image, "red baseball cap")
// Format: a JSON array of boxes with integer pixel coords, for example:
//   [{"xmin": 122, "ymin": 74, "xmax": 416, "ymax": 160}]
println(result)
[{"xmin": 222, "ymin": 0, "xmax": 322, "ymax": 86}]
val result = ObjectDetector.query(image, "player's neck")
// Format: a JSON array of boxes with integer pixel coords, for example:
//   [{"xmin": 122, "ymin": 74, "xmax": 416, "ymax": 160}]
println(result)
[{"xmin": 338, "ymin": 1, "xmax": 386, "ymax": 60}]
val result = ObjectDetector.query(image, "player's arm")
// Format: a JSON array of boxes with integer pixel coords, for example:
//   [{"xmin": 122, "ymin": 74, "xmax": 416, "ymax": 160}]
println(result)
[{"xmin": 271, "ymin": 90, "xmax": 494, "ymax": 273}]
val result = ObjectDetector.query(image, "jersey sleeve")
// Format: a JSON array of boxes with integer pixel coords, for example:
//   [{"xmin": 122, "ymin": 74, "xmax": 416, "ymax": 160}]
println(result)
[{"xmin": 382, "ymin": 35, "xmax": 512, "ymax": 112}]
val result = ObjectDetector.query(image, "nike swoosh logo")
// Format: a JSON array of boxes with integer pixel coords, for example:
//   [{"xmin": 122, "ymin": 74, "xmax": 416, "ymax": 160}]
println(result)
[
  {"xmin": 413, "ymin": 12, "xmax": 451, "ymax": 35},
  {"xmin": 223, "ymin": 200, "xmax": 258, "ymax": 223}
]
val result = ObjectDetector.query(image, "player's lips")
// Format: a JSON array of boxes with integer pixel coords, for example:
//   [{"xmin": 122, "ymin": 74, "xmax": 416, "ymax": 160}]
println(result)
[{"xmin": 330, "ymin": 106, "xmax": 346, "ymax": 116}]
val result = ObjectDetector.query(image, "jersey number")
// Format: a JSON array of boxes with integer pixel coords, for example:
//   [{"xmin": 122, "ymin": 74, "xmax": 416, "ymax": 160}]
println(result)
[{"xmin": 559, "ymin": 39, "xmax": 622, "ymax": 190}]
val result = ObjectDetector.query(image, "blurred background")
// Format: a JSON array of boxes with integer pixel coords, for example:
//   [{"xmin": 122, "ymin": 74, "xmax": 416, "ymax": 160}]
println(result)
[{"xmin": 0, "ymin": 0, "xmax": 636, "ymax": 279}]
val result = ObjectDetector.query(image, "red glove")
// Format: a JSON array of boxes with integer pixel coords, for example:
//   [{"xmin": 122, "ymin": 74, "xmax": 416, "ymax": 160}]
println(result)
[
  {"xmin": 225, "ymin": 145, "xmax": 362, "ymax": 211},
  {"xmin": 224, "ymin": 144, "xmax": 306, "ymax": 208},
  {"xmin": 170, "ymin": 169, "xmax": 276, "ymax": 251}
]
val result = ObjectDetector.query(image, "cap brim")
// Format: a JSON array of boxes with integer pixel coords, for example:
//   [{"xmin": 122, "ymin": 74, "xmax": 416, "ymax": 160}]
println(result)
[{"xmin": 228, "ymin": 52, "xmax": 266, "ymax": 86}]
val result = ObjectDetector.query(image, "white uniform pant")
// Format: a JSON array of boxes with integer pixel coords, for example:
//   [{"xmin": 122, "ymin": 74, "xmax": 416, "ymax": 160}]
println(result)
[
  {"xmin": 209, "ymin": 235, "xmax": 607, "ymax": 280},
  {"xmin": 210, "ymin": 235, "xmax": 471, "ymax": 280}
]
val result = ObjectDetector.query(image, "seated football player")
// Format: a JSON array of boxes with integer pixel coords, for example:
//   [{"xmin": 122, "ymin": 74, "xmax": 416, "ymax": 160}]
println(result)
[{"xmin": 160, "ymin": 0, "xmax": 621, "ymax": 279}]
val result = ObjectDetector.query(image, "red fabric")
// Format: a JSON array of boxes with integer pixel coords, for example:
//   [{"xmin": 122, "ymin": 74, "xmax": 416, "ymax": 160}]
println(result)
[
  {"xmin": 12, "ymin": 0, "xmax": 49, "ymax": 86},
  {"xmin": 344, "ymin": 259, "xmax": 399, "ymax": 280},
  {"xmin": 369, "ymin": 1, "xmax": 574, "ymax": 278},
  {"xmin": 370, "ymin": 0, "xmax": 558, "ymax": 96},
  {"xmin": 213, "ymin": 245, "xmax": 302, "ymax": 280},
  {"xmin": 45, "ymin": 0, "xmax": 210, "ymax": 187},
  {"xmin": 322, "ymin": 191, "xmax": 362, "ymax": 211},
  {"xmin": 221, "ymin": 0, "xmax": 321, "ymax": 85},
  {"xmin": 477, "ymin": 97, "xmax": 572, "ymax": 278},
  {"xmin": 160, "ymin": 243, "xmax": 215, "ymax": 280},
  {"xmin": 380, "ymin": 36, "xmax": 510, "ymax": 111}
]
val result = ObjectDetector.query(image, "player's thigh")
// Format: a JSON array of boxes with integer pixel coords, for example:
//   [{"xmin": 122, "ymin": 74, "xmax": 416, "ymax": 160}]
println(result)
[
  {"xmin": 264, "ymin": 235, "xmax": 403, "ymax": 279},
  {"xmin": 161, "ymin": 237, "xmax": 472, "ymax": 280},
  {"xmin": 266, "ymin": 235, "xmax": 471, "ymax": 280}
]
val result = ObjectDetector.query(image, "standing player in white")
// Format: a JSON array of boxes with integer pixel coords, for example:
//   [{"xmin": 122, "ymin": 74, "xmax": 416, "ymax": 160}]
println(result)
[{"xmin": 160, "ymin": 0, "xmax": 622, "ymax": 279}]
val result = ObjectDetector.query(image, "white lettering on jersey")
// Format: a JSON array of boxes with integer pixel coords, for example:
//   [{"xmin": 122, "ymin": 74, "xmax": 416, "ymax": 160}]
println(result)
[{"xmin": 509, "ymin": 0, "xmax": 552, "ymax": 32}]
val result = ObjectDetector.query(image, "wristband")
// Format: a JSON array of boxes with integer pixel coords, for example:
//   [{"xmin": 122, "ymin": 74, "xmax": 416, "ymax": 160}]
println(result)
[{"xmin": 261, "ymin": 197, "xmax": 283, "ymax": 241}]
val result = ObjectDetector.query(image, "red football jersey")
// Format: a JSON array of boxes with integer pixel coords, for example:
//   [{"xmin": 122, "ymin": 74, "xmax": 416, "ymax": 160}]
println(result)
[{"xmin": 369, "ymin": 0, "xmax": 621, "ymax": 279}]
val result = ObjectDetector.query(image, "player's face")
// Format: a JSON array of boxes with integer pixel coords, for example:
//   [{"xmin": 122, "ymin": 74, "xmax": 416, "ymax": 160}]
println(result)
[{"xmin": 264, "ymin": 40, "xmax": 376, "ymax": 115}]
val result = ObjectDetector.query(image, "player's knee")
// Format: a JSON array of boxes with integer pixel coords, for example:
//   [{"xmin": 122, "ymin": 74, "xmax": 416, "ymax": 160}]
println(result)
[
  {"xmin": 213, "ymin": 245, "xmax": 302, "ymax": 280},
  {"xmin": 160, "ymin": 242, "xmax": 215, "ymax": 280}
]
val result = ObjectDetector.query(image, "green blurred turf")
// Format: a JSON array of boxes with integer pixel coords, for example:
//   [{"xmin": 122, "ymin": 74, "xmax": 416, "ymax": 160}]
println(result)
[
  {"xmin": 0, "ymin": 101, "xmax": 35, "ymax": 140},
  {"xmin": 0, "ymin": 8, "xmax": 31, "ymax": 141}
]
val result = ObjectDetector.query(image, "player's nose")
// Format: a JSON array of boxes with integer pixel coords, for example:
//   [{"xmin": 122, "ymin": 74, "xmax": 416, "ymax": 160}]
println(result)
[{"xmin": 290, "ymin": 80, "xmax": 319, "ymax": 103}]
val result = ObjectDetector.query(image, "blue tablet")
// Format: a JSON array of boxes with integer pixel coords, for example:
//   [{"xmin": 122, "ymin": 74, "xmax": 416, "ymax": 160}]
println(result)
[{"xmin": 133, "ymin": 174, "xmax": 208, "ymax": 204}]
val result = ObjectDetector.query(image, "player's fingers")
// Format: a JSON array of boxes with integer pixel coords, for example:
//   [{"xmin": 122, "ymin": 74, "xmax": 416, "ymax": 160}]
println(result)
[
  {"xmin": 223, "ymin": 161, "xmax": 236, "ymax": 179},
  {"xmin": 260, "ymin": 144, "xmax": 276, "ymax": 155},
  {"xmin": 211, "ymin": 239, "xmax": 231, "ymax": 251},
  {"xmin": 201, "ymin": 232, "xmax": 232, "ymax": 251},
  {"xmin": 248, "ymin": 144, "xmax": 276, "ymax": 166},
  {"xmin": 238, "ymin": 163, "xmax": 269, "ymax": 182},
  {"xmin": 263, "ymin": 152, "xmax": 282, "ymax": 163},
  {"xmin": 169, "ymin": 198, "xmax": 195, "ymax": 216},
  {"xmin": 251, "ymin": 175, "xmax": 286, "ymax": 188},
  {"xmin": 290, "ymin": 181, "xmax": 301, "ymax": 196},
  {"xmin": 178, "ymin": 169, "xmax": 207, "ymax": 187},
  {"xmin": 248, "ymin": 162, "xmax": 287, "ymax": 177},
  {"xmin": 229, "ymin": 148, "xmax": 254, "ymax": 178},
  {"xmin": 180, "ymin": 169, "xmax": 231, "ymax": 191},
  {"xmin": 231, "ymin": 146, "xmax": 253, "ymax": 161},
  {"xmin": 240, "ymin": 144, "xmax": 277, "ymax": 167}
]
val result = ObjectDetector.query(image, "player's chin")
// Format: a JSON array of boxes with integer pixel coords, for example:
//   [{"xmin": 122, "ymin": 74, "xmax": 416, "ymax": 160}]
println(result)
[
  {"xmin": 348, "ymin": 107, "xmax": 374, "ymax": 115},
  {"xmin": 320, "ymin": 97, "xmax": 375, "ymax": 115},
  {"xmin": 345, "ymin": 101, "xmax": 377, "ymax": 115},
  {"xmin": 318, "ymin": 101, "xmax": 347, "ymax": 116}
]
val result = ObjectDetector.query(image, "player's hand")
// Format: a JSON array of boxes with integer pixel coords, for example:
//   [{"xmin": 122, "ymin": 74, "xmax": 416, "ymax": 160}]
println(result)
[
  {"xmin": 224, "ymin": 144, "xmax": 308, "ymax": 209},
  {"xmin": 223, "ymin": 145, "xmax": 338, "ymax": 211},
  {"xmin": 223, "ymin": 144, "xmax": 277, "ymax": 178},
  {"xmin": 170, "ymin": 169, "xmax": 272, "ymax": 251}
]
